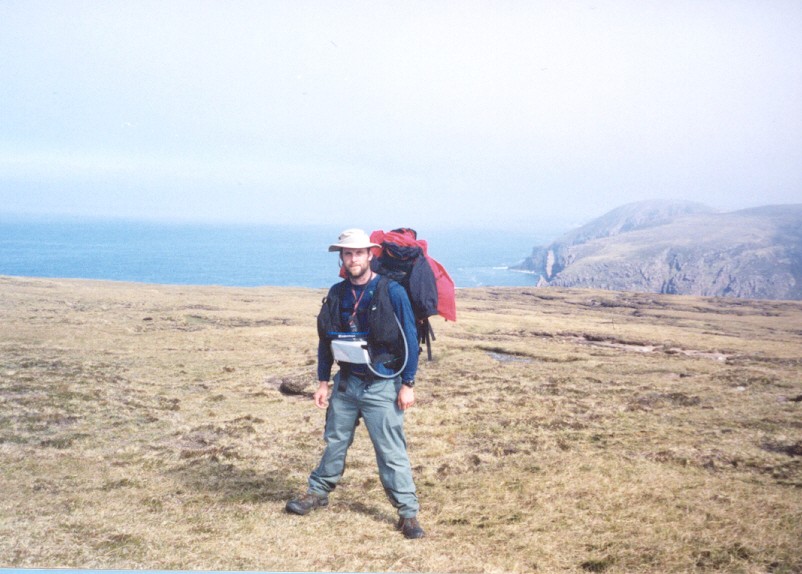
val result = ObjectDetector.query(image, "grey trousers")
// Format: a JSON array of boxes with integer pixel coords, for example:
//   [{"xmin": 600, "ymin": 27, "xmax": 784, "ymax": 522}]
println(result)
[{"xmin": 307, "ymin": 371, "xmax": 420, "ymax": 518}]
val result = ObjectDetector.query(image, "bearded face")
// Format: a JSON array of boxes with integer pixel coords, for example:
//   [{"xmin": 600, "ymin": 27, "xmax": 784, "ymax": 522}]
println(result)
[{"xmin": 341, "ymin": 248, "xmax": 373, "ymax": 282}]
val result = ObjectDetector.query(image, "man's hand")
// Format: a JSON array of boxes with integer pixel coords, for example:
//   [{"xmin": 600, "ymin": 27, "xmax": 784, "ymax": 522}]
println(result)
[
  {"xmin": 314, "ymin": 381, "xmax": 330, "ymax": 409},
  {"xmin": 397, "ymin": 384, "xmax": 415, "ymax": 411}
]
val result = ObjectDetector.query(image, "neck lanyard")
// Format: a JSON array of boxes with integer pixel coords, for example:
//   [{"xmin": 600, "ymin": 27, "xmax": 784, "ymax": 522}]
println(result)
[{"xmin": 349, "ymin": 273, "xmax": 373, "ymax": 324}]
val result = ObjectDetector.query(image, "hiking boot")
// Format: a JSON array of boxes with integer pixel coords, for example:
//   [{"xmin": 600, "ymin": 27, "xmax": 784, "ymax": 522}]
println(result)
[
  {"xmin": 397, "ymin": 516, "xmax": 425, "ymax": 539},
  {"xmin": 285, "ymin": 492, "xmax": 329, "ymax": 515}
]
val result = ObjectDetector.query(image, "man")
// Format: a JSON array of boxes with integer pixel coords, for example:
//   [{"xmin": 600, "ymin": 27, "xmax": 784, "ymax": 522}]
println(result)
[{"xmin": 285, "ymin": 228, "xmax": 425, "ymax": 539}]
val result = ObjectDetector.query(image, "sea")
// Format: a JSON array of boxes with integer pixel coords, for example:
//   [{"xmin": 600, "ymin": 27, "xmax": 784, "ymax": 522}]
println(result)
[{"xmin": 0, "ymin": 216, "xmax": 567, "ymax": 289}]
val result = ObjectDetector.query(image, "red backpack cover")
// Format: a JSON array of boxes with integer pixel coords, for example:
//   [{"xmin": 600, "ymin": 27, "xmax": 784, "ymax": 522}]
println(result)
[{"xmin": 369, "ymin": 229, "xmax": 456, "ymax": 322}]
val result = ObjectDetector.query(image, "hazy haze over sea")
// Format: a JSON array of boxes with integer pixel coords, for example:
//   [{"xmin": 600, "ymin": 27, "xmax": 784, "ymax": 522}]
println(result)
[{"xmin": 2, "ymin": 3, "xmax": 799, "ymax": 230}]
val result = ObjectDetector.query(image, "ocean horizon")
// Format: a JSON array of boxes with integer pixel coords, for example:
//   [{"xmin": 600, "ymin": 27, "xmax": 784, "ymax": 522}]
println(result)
[{"xmin": 0, "ymin": 215, "xmax": 568, "ymax": 289}]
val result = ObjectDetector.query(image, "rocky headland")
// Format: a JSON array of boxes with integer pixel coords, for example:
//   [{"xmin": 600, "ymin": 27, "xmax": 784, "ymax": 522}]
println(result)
[{"xmin": 516, "ymin": 200, "xmax": 802, "ymax": 300}]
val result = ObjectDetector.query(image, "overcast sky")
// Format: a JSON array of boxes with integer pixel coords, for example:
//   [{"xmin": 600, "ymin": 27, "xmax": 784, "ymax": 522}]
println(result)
[{"xmin": 1, "ymin": 0, "xmax": 800, "ymax": 231}]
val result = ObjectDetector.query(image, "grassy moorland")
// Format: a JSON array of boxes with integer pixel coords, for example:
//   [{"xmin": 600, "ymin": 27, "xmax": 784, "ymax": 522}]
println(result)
[{"xmin": 1, "ymin": 275, "xmax": 800, "ymax": 573}]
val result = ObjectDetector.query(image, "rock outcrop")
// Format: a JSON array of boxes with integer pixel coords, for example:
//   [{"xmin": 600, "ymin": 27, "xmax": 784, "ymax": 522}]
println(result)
[{"xmin": 517, "ymin": 200, "xmax": 802, "ymax": 300}]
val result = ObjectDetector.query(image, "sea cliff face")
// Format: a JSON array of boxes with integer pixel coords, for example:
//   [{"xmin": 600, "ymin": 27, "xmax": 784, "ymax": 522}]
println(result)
[{"xmin": 517, "ymin": 201, "xmax": 802, "ymax": 300}]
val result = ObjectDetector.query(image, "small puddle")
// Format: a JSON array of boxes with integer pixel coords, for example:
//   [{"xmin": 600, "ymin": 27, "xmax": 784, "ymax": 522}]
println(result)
[
  {"xmin": 567, "ymin": 335, "xmax": 732, "ymax": 362},
  {"xmin": 487, "ymin": 352, "xmax": 533, "ymax": 364}
]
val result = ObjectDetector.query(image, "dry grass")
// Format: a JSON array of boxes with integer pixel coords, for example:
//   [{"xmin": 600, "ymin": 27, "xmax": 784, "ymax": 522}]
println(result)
[{"xmin": 1, "ymin": 276, "xmax": 801, "ymax": 573}]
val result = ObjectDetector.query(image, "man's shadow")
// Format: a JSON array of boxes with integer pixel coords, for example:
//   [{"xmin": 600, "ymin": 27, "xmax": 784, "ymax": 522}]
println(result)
[{"xmin": 170, "ymin": 456, "xmax": 396, "ymax": 526}]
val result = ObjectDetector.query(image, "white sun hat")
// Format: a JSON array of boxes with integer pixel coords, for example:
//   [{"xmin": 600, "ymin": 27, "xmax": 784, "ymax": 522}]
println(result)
[{"xmin": 328, "ymin": 228, "xmax": 380, "ymax": 252}]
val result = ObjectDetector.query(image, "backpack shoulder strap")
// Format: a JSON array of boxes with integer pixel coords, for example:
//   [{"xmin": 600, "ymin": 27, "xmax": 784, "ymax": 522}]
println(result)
[{"xmin": 317, "ymin": 280, "xmax": 348, "ymax": 339}]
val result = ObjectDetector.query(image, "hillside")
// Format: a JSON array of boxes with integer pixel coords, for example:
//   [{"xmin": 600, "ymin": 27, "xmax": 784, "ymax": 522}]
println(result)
[
  {"xmin": 517, "ymin": 201, "xmax": 802, "ymax": 300},
  {"xmin": 1, "ymin": 276, "xmax": 801, "ymax": 573}
]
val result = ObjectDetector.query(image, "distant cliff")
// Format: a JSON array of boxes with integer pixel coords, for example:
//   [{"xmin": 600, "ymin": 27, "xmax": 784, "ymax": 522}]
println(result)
[{"xmin": 516, "ymin": 200, "xmax": 802, "ymax": 300}]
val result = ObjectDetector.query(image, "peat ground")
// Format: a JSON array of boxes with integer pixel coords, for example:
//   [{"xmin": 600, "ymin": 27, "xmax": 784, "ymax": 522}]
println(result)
[{"xmin": 1, "ymin": 276, "xmax": 801, "ymax": 573}]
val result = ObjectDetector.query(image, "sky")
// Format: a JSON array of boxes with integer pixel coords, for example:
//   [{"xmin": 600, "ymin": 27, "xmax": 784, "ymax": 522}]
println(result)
[{"xmin": 1, "ymin": 0, "xmax": 801, "ymax": 231}]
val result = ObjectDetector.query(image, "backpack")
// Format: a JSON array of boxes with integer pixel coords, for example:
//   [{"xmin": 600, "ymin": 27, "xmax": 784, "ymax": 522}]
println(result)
[{"xmin": 369, "ymin": 228, "xmax": 456, "ymax": 360}]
